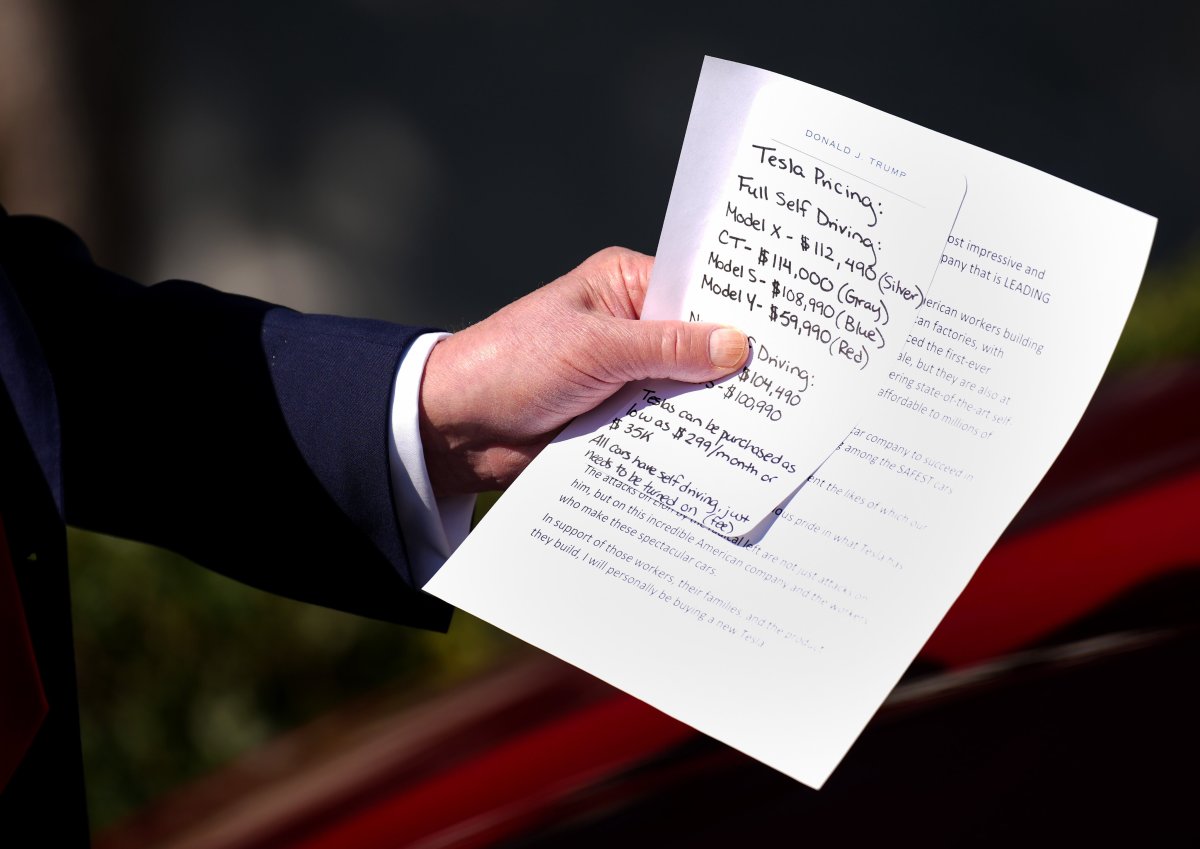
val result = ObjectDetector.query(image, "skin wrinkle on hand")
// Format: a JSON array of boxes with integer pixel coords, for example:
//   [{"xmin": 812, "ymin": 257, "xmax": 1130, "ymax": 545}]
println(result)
[{"xmin": 418, "ymin": 247, "xmax": 748, "ymax": 497}]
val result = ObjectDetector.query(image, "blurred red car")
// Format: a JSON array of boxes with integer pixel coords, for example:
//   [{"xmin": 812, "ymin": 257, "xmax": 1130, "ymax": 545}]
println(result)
[{"xmin": 101, "ymin": 362, "xmax": 1200, "ymax": 849}]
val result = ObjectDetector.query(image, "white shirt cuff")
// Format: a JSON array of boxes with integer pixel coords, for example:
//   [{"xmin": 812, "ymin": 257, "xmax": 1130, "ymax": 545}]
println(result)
[{"xmin": 389, "ymin": 331, "xmax": 475, "ymax": 588}]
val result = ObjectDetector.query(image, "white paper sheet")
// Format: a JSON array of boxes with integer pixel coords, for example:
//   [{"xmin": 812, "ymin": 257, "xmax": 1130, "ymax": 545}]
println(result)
[{"xmin": 425, "ymin": 57, "xmax": 1156, "ymax": 789}]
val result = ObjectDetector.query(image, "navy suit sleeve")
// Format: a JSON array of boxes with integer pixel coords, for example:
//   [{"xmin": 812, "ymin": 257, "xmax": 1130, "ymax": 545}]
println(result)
[{"xmin": 0, "ymin": 210, "xmax": 452, "ymax": 630}]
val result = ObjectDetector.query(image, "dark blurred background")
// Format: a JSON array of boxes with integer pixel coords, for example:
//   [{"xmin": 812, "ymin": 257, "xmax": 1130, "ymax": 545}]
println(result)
[{"xmin": 2, "ymin": 0, "xmax": 1198, "ymax": 836}]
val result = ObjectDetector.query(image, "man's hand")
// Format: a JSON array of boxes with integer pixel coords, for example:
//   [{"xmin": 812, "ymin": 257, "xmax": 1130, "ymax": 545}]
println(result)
[{"xmin": 419, "ymin": 247, "xmax": 749, "ymax": 496}]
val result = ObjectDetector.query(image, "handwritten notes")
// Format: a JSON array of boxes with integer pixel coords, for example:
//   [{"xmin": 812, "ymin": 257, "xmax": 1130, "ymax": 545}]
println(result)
[
  {"xmin": 582, "ymin": 78, "xmax": 965, "ymax": 535},
  {"xmin": 426, "ymin": 58, "xmax": 1156, "ymax": 788}
]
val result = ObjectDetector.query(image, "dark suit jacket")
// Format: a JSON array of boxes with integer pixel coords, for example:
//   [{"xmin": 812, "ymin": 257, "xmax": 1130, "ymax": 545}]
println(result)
[{"xmin": 0, "ymin": 207, "xmax": 451, "ymax": 843}]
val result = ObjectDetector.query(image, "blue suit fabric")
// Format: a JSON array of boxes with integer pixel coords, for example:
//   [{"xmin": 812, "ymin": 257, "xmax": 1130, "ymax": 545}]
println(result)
[{"xmin": 0, "ymin": 208, "xmax": 450, "ymax": 842}]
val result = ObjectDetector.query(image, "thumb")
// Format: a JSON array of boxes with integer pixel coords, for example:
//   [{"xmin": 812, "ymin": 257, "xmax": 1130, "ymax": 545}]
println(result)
[{"xmin": 603, "ymin": 319, "xmax": 749, "ymax": 384}]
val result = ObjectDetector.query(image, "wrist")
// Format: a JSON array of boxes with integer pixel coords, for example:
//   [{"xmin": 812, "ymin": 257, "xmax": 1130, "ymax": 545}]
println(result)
[
  {"xmin": 418, "ymin": 336, "xmax": 470, "ymax": 496},
  {"xmin": 419, "ymin": 332, "xmax": 548, "ymax": 496}
]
